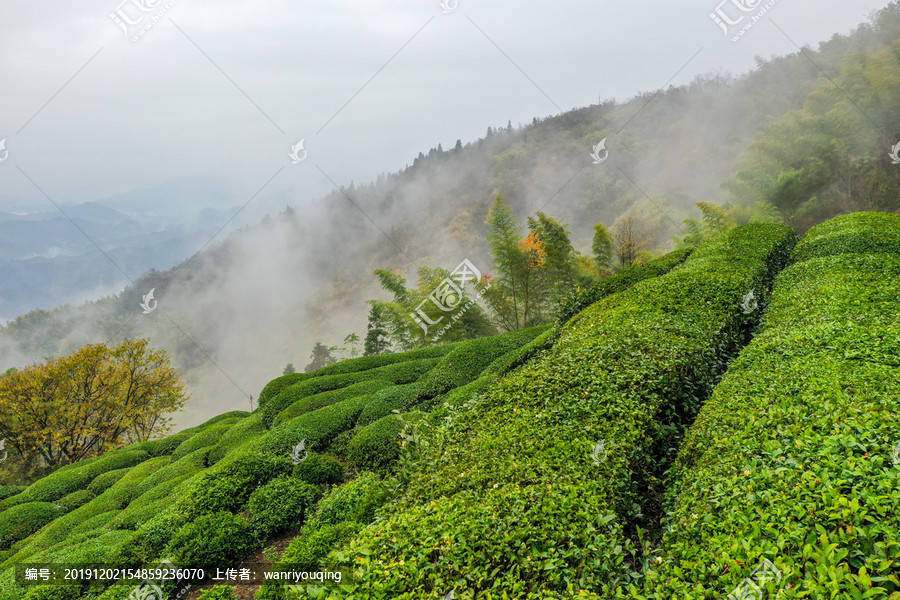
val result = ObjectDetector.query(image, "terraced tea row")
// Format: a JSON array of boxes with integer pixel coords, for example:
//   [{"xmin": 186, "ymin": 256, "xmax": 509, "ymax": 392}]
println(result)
[
  {"xmin": 321, "ymin": 223, "xmax": 796, "ymax": 598},
  {"xmin": 634, "ymin": 212, "xmax": 900, "ymax": 599}
]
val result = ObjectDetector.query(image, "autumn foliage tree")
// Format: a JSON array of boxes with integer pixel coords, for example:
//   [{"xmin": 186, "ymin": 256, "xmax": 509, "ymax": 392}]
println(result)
[
  {"xmin": 481, "ymin": 198, "xmax": 581, "ymax": 330},
  {"xmin": 0, "ymin": 338, "xmax": 186, "ymax": 467}
]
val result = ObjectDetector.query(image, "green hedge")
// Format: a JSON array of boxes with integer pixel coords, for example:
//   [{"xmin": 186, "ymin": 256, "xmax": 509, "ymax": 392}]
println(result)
[
  {"xmin": 205, "ymin": 412, "xmax": 267, "ymax": 465},
  {"xmin": 790, "ymin": 211, "xmax": 900, "ymax": 263},
  {"xmin": 260, "ymin": 396, "xmax": 370, "ymax": 457},
  {"xmin": 258, "ymin": 373, "xmax": 312, "ymax": 408},
  {"xmin": 312, "ymin": 343, "xmax": 459, "ymax": 377},
  {"xmin": 255, "ymin": 473, "xmax": 391, "ymax": 599},
  {"xmin": 171, "ymin": 422, "xmax": 237, "ymax": 458},
  {"xmin": 86, "ymin": 468, "xmax": 130, "ymax": 496},
  {"xmin": 198, "ymin": 586, "xmax": 239, "ymax": 600},
  {"xmin": 0, "ymin": 503, "xmax": 65, "ymax": 549},
  {"xmin": 246, "ymin": 477, "xmax": 322, "ymax": 537},
  {"xmin": 55, "ymin": 489, "xmax": 94, "ymax": 512},
  {"xmin": 346, "ymin": 415, "xmax": 405, "ymax": 472},
  {"xmin": 636, "ymin": 214, "xmax": 900, "ymax": 598},
  {"xmin": 0, "ymin": 488, "xmax": 22, "ymax": 502},
  {"xmin": 356, "ymin": 382, "xmax": 424, "ymax": 426},
  {"xmin": 556, "ymin": 247, "xmax": 693, "ymax": 324},
  {"xmin": 313, "ymin": 472, "xmax": 391, "ymax": 526},
  {"xmin": 178, "ymin": 454, "xmax": 293, "ymax": 518},
  {"xmin": 293, "ymin": 454, "xmax": 345, "ymax": 486},
  {"xmin": 414, "ymin": 326, "xmax": 548, "ymax": 399},
  {"xmin": 326, "ymin": 223, "xmax": 796, "ymax": 597},
  {"xmin": 260, "ymin": 358, "xmax": 438, "ymax": 426},
  {"xmin": 0, "ymin": 450, "xmax": 149, "ymax": 509},
  {"xmin": 272, "ymin": 379, "xmax": 393, "ymax": 428},
  {"xmin": 166, "ymin": 512, "xmax": 259, "ymax": 570}
]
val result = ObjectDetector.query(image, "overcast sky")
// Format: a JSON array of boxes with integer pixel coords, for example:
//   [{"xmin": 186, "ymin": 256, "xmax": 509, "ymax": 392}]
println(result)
[{"xmin": 0, "ymin": 0, "xmax": 888, "ymax": 214}]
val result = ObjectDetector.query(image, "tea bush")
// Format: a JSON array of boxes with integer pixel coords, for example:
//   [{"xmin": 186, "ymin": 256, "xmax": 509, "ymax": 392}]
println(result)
[
  {"xmin": 293, "ymin": 454, "xmax": 345, "ymax": 486},
  {"xmin": 326, "ymin": 223, "xmax": 796, "ymax": 597},
  {"xmin": 636, "ymin": 212, "xmax": 900, "ymax": 599},
  {"xmin": 179, "ymin": 454, "xmax": 293, "ymax": 518},
  {"xmin": 166, "ymin": 512, "xmax": 259, "ymax": 570},
  {"xmin": 272, "ymin": 379, "xmax": 392, "ymax": 427},
  {"xmin": 246, "ymin": 477, "xmax": 322, "ymax": 538},
  {"xmin": 0, "ymin": 503, "xmax": 65, "ymax": 549},
  {"xmin": 556, "ymin": 247, "xmax": 692, "ymax": 324},
  {"xmin": 346, "ymin": 415, "xmax": 404, "ymax": 472}
]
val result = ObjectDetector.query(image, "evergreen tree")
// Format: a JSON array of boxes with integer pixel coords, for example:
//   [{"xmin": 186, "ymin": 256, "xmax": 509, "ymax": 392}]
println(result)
[
  {"xmin": 282, "ymin": 363, "xmax": 295, "ymax": 375},
  {"xmin": 591, "ymin": 222, "xmax": 614, "ymax": 271},
  {"xmin": 304, "ymin": 342, "xmax": 336, "ymax": 372},
  {"xmin": 364, "ymin": 304, "xmax": 391, "ymax": 356}
]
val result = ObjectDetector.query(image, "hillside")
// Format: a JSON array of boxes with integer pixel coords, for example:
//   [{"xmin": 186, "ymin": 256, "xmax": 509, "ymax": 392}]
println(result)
[
  {"xmin": 0, "ymin": 212, "xmax": 895, "ymax": 600},
  {"xmin": 2, "ymin": 4, "xmax": 899, "ymax": 428}
]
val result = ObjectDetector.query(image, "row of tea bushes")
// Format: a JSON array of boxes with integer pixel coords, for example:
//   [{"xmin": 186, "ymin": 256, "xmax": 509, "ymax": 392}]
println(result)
[
  {"xmin": 634, "ymin": 212, "xmax": 900, "ymax": 599},
  {"xmin": 321, "ymin": 223, "xmax": 796, "ymax": 598}
]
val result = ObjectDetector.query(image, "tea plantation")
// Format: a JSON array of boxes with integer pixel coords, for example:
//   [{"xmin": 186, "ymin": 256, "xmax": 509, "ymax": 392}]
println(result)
[{"xmin": 0, "ymin": 212, "xmax": 896, "ymax": 600}]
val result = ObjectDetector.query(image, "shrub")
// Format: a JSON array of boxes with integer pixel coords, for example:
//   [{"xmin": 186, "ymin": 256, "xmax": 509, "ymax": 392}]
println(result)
[
  {"xmin": 312, "ymin": 343, "xmax": 459, "ymax": 376},
  {"xmin": 556, "ymin": 246, "xmax": 693, "ymax": 323},
  {"xmin": 86, "ymin": 469, "xmax": 130, "ymax": 495},
  {"xmin": 271, "ymin": 379, "xmax": 392, "ymax": 428},
  {"xmin": 246, "ymin": 477, "xmax": 322, "ymax": 537},
  {"xmin": 414, "ymin": 327, "xmax": 548, "ymax": 399},
  {"xmin": 120, "ymin": 506, "xmax": 188, "ymax": 565},
  {"xmin": 355, "ymin": 382, "xmax": 424, "ymax": 426},
  {"xmin": 637, "ymin": 215, "xmax": 900, "ymax": 598},
  {"xmin": 313, "ymin": 472, "xmax": 390, "ymax": 526},
  {"xmin": 179, "ymin": 454, "xmax": 293, "ymax": 518},
  {"xmin": 328, "ymin": 223, "xmax": 796, "ymax": 596},
  {"xmin": 171, "ymin": 423, "xmax": 235, "ymax": 458},
  {"xmin": 346, "ymin": 415, "xmax": 404, "ymax": 472},
  {"xmin": 0, "ymin": 502, "xmax": 65, "ymax": 549},
  {"xmin": 480, "ymin": 324, "xmax": 557, "ymax": 377},
  {"xmin": 0, "ymin": 488, "xmax": 22, "ymax": 502},
  {"xmin": 55, "ymin": 489, "xmax": 94, "ymax": 511},
  {"xmin": 261, "ymin": 359, "xmax": 438, "ymax": 427},
  {"xmin": 790, "ymin": 211, "xmax": 900, "ymax": 262},
  {"xmin": 258, "ymin": 373, "xmax": 311, "ymax": 408},
  {"xmin": 0, "ymin": 449, "xmax": 149, "ymax": 508},
  {"xmin": 293, "ymin": 454, "xmax": 345, "ymax": 485},
  {"xmin": 260, "ymin": 396, "xmax": 369, "ymax": 457},
  {"xmin": 166, "ymin": 512, "xmax": 259, "ymax": 570},
  {"xmin": 198, "ymin": 586, "xmax": 239, "ymax": 600},
  {"xmin": 205, "ymin": 412, "xmax": 267, "ymax": 465}
]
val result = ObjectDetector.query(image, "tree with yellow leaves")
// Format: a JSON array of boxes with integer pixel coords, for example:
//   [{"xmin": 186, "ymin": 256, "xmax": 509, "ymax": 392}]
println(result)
[{"xmin": 0, "ymin": 338, "xmax": 186, "ymax": 467}]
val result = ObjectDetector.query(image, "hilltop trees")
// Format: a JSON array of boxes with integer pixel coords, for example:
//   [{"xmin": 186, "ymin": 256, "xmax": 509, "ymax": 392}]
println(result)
[
  {"xmin": 726, "ymin": 15, "xmax": 900, "ymax": 228},
  {"xmin": 480, "ymin": 198, "xmax": 587, "ymax": 330},
  {"xmin": 304, "ymin": 343, "xmax": 337, "ymax": 372},
  {"xmin": 0, "ymin": 338, "xmax": 185, "ymax": 467},
  {"xmin": 592, "ymin": 222, "xmax": 614, "ymax": 272}
]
